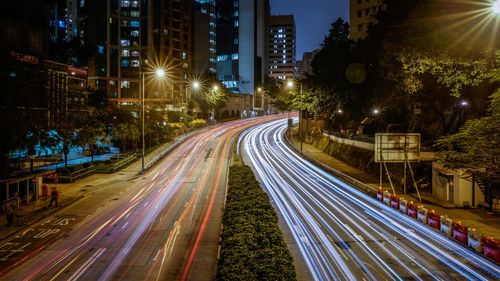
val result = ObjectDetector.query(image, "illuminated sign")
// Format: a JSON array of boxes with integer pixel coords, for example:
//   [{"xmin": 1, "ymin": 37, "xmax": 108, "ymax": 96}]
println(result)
[
  {"xmin": 67, "ymin": 66, "xmax": 88, "ymax": 77},
  {"xmin": 9, "ymin": 51, "xmax": 39, "ymax": 64}
]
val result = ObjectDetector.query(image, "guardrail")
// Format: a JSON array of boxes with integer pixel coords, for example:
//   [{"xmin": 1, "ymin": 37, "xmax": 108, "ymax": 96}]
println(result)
[
  {"xmin": 95, "ymin": 153, "xmax": 137, "ymax": 174},
  {"xmin": 59, "ymin": 165, "xmax": 96, "ymax": 182}
]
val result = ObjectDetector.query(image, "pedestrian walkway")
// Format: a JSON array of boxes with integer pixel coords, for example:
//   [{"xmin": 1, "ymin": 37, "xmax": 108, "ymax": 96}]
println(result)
[
  {"xmin": 288, "ymin": 138, "xmax": 500, "ymax": 238},
  {"xmin": 0, "ymin": 133, "xmax": 193, "ymax": 240}
]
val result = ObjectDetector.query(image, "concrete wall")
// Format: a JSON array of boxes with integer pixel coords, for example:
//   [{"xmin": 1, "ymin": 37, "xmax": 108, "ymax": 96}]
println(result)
[{"xmin": 322, "ymin": 133, "xmax": 375, "ymax": 151}]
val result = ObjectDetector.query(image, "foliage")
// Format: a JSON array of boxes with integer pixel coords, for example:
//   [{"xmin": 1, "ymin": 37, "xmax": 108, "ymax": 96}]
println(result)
[
  {"xmin": 110, "ymin": 123, "xmax": 140, "ymax": 152},
  {"xmin": 436, "ymin": 67, "xmax": 500, "ymax": 209},
  {"xmin": 191, "ymin": 71, "xmax": 229, "ymax": 118},
  {"xmin": 217, "ymin": 165, "xmax": 296, "ymax": 281},
  {"xmin": 190, "ymin": 119, "xmax": 207, "ymax": 128}
]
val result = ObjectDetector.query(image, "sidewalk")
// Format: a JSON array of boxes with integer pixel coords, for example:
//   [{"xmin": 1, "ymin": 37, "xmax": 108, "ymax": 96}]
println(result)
[
  {"xmin": 0, "ymin": 133, "xmax": 193, "ymax": 241},
  {"xmin": 287, "ymin": 137, "xmax": 500, "ymax": 239}
]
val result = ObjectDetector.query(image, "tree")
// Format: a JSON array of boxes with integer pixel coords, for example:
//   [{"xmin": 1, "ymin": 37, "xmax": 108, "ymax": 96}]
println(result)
[
  {"xmin": 436, "ymin": 56, "xmax": 500, "ymax": 211},
  {"xmin": 111, "ymin": 123, "xmax": 140, "ymax": 152},
  {"xmin": 76, "ymin": 110, "xmax": 109, "ymax": 163},
  {"xmin": 192, "ymin": 72, "xmax": 229, "ymax": 119}
]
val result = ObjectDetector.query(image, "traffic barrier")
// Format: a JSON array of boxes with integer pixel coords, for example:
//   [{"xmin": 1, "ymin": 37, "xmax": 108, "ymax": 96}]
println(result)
[
  {"xmin": 482, "ymin": 236, "xmax": 500, "ymax": 263},
  {"xmin": 467, "ymin": 228, "xmax": 483, "ymax": 253},
  {"xmin": 417, "ymin": 205, "xmax": 427, "ymax": 224},
  {"xmin": 407, "ymin": 201, "xmax": 418, "ymax": 219},
  {"xmin": 399, "ymin": 198, "xmax": 408, "ymax": 214},
  {"xmin": 390, "ymin": 195, "xmax": 400, "ymax": 209},
  {"xmin": 383, "ymin": 191, "xmax": 391, "ymax": 206},
  {"xmin": 376, "ymin": 188, "xmax": 383, "ymax": 202},
  {"xmin": 427, "ymin": 210, "xmax": 440, "ymax": 229},
  {"xmin": 452, "ymin": 221, "xmax": 468, "ymax": 245},
  {"xmin": 440, "ymin": 215, "xmax": 453, "ymax": 237}
]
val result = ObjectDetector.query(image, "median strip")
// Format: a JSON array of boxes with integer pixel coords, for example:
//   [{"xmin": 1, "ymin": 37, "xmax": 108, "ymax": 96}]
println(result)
[{"xmin": 217, "ymin": 164, "xmax": 297, "ymax": 281}]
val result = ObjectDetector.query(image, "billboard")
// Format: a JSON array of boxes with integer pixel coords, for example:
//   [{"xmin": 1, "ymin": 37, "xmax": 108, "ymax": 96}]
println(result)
[{"xmin": 375, "ymin": 133, "xmax": 420, "ymax": 163}]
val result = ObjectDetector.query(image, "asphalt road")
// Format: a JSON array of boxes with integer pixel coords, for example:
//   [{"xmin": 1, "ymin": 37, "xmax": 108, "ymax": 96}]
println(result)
[
  {"xmin": 240, "ymin": 118, "xmax": 500, "ymax": 281},
  {"xmin": 0, "ymin": 115, "xmax": 284, "ymax": 281}
]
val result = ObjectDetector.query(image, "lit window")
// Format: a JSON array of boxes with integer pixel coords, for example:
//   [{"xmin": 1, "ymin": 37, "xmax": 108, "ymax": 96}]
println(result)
[
  {"xmin": 233, "ymin": 1, "xmax": 238, "ymax": 7},
  {"xmin": 131, "ymin": 60, "xmax": 140, "ymax": 67},
  {"xmin": 130, "ymin": 21, "xmax": 139, "ymax": 27},
  {"xmin": 217, "ymin": 55, "xmax": 228, "ymax": 62},
  {"xmin": 131, "ymin": 51, "xmax": 140, "ymax": 57},
  {"xmin": 121, "ymin": 80, "xmax": 130, "ymax": 88},
  {"xmin": 130, "ymin": 30, "xmax": 139, "ymax": 37},
  {"xmin": 121, "ymin": 60, "xmax": 130, "ymax": 67},
  {"xmin": 130, "ymin": 11, "xmax": 140, "ymax": 17},
  {"xmin": 97, "ymin": 45, "xmax": 105, "ymax": 54},
  {"xmin": 131, "ymin": 1, "xmax": 139, "ymax": 7},
  {"xmin": 122, "ymin": 50, "xmax": 129, "ymax": 57},
  {"xmin": 120, "ymin": 40, "xmax": 130, "ymax": 47},
  {"xmin": 234, "ymin": 20, "xmax": 238, "ymax": 27},
  {"xmin": 182, "ymin": 52, "xmax": 187, "ymax": 60},
  {"xmin": 232, "ymin": 53, "xmax": 238, "ymax": 60},
  {"xmin": 121, "ymin": 0, "xmax": 130, "ymax": 7},
  {"xmin": 80, "ymin": 0, "xmax": 85, "ymax": 7}
]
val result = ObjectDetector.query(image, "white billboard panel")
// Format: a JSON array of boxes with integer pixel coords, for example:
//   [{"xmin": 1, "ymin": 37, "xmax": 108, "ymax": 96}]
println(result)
[{"xmin": 375, "ymin": 133, "xmax": 420, "ymax": 163}]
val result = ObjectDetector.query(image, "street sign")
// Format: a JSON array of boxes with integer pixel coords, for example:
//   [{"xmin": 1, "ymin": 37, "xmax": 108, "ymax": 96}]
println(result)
[{"xmin": 375, "ymin": 133, "xmax": 420, "ymax": 163}]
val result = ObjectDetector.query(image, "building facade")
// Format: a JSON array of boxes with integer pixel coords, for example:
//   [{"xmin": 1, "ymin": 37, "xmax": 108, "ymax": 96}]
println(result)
[
  {"xmin": 349, "ymin": 0, "xmax": 384, "ymax": 40},
  {"xmin": 268, "ymin": 15, "xmax": 295, "ymax": 81},
  {"xmin": 193, "ymin": 0, "xmax": 216, "ymax": 75},
  {"xmin": 215, "ymin": 0, "xmax": 269, "ymax": 97},
  {"xmin": 77, "ymin": 0, "xmax": 192, "ymax": 106}
]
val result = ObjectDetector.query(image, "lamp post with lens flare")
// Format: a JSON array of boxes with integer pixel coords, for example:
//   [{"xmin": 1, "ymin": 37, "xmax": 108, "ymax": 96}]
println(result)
[
  {"xmin": 141, "ymin": 67, "xmax": 166, "ymax": 173},
  {"xmin": 287, "ymin": 80, "xmax": 303, "ymax": 151},
  {"xmin": 493, "ymin": 0, "xmax": 500, "ymax": 14}
]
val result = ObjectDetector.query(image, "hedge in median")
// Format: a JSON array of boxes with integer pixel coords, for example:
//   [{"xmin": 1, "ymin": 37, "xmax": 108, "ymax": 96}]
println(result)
[{"xmin": 216, "ymin": 165, "xmax": 297, "ymax": 281}]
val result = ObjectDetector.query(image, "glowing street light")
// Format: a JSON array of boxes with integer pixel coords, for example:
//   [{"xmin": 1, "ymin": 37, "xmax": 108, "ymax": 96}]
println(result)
[
  {"xmin": 213, "ymin": 85, "xmax": 219, "ymax": 91},
  {"xmin": 141, "ymin": 66, "xmax": 167, "ymax": 172},
  {"xmin": 493, "ymin": 0, "xmax": 500, "ymax": 14},
  {"xmin": 337, "ymin": 109, "xmax": 343, "ymax": 114},
  {"xmin": 460, "ymin": 100, "xmax": 469, "ymax": 107},
  {"xmin": 372, "ymin": 108, "xmax": 380, "ymax": 115},
  {"xmin": 192, "ymin": 81, "xmax": 200, "ymax": 90},
  {"xmin": 286, "ymin": 80, "xmax": 294, "ymax": 88}
]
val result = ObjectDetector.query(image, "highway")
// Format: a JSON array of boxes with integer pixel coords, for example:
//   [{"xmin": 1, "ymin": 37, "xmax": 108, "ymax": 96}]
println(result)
[
  {"xmin": 0, "ymin": 115, "xmax": 284, "ymax": 281},
  {"xmin": 240, "ymin": 118, "xmax": 500, "ymax": 281}
]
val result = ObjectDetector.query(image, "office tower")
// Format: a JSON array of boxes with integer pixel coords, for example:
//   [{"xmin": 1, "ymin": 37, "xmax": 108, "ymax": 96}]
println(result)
[
  {"xmin": 215, "ymin": 0, "xmax": 269, "ymax": 96},
  {"xmin": 268, "ymin": 15, "xmax": 295, "ymax": 81},
  {"xmin": 78, "ymin": 0, "xmax": 192, "ymax": 106},
  {"xmin": 193, "ymin": 0, "xmax": 216, "ymax": 75}
]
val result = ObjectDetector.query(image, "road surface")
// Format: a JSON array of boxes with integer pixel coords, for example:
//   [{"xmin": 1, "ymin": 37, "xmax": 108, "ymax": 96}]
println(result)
[
  {"xmin": 0, "ymin": 115, "xmax": 284, "ymax": 281},
  {"xmin": 240, "ymin": 118, "xmax": 500, "ymax": 281}
]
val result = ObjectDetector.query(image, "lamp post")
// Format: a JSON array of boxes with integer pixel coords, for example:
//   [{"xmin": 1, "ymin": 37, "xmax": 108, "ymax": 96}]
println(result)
[
  {"xmin": 287, "ymin": 80, "xmax": 303, "ymax": 151},
  {"xmin": 141, "ymin": 67, "xmax": 166, "ymax": 173}
]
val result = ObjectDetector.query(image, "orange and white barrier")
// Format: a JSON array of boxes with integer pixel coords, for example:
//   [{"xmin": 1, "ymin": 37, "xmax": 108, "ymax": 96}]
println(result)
[
  {"xmin": 440, "ymin": 215, "xmax": 453, "ymax": 237},
  {"xmin": 427, "ymin": 210, "xmax": 440, "ymax": 229},
  {"xmin": 452, "ymin": 221, "xmax": 468, "ymax": 245},
  {"xmin": 383, "ymin": 191, "xmax": 391, "ymax": 206},
  {"xmin": 417, "ymin": 206, "xmax": 427, "ymax": 224},
  {"xmin": 482, "ymin": 236, "xmax": 500, "ymax": 263},
  {"xmin": 399, "ymin": 198, "xmax": 408, "ymax": 214},
  {"xmin": 376, "ymin": 188, "xmax": 383, "ymax": 202},
  {"xmin": 467, "ymin": 228, "xmax": 483, "ymax": 253},
  {"xmin": 407, "ymin": 201, "xmax": 418, "ymax": 219},
  {"xmin": 390, "ymin": 195, "xmax": 400, "ymax": 209}
]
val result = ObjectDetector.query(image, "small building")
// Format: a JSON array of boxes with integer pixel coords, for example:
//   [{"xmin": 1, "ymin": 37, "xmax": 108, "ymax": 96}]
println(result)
[{"xmin": 432, "ymin": 162, "xmax": 485, "ymax": 208}]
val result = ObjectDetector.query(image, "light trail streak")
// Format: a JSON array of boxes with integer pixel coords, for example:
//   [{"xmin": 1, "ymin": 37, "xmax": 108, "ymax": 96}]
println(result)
[{"xmin": 240, "ymin": 118, "xmax": 499, "ymax": 281}]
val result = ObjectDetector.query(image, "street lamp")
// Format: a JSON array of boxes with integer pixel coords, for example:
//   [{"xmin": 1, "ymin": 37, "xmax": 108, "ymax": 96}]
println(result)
[
  {"xmin": 372, "ymin": 108, "xmax": 380, "ymax": 115},
  {"xmin": 141, "ymin": 67, "xmax": 166, "ymax": 173},
  {"xmin": 287, "ymin": 80, "xmax": 303, "ymax": 151},
  {"xmin": 192, "ymin": 81, "xmax": 200, "ymax": 90},
  {"xmin": 493, "ymin": 0, "xmax": 500, "ymax": 14}
]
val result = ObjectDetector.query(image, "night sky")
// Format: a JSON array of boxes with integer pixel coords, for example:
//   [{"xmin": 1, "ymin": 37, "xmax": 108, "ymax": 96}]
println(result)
[{"xmin": 270, "ymin": 0, "xmax": 349, "ymax": 60}]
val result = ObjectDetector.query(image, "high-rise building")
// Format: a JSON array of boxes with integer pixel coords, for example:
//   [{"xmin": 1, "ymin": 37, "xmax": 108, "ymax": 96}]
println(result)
[
  {"xmin": 349, "ymin": 0, "xmax": 384, "ymax": 40},
  {"xmin": 268, "ymin": 15, "xmax": 295, "ymax": 81},
  {"xmin": 193, "ymin": 0, "xmax": 216, "ymax": 75},
  {"xmin": 78, "ymin": 0, "xmax": 192, "ymax": 106},
  {"xmin": 215, "ymin": 0, "xmax": 269, "ymax": 96}
]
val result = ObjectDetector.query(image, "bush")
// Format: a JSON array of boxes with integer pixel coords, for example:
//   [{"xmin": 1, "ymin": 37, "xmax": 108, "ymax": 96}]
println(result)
[
  {"xmin": 190, "ymin": 119, "xmax": 207, "ymax": 128},
  {"xmin": 216, "ymin": 165, "xmax": 296, "ymax": 281}
]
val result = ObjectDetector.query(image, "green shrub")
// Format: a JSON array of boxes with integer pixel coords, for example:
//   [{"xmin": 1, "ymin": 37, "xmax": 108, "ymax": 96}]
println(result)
[{"xmin": 216, "ymin": 165, "xmax": 297, "ymax": 281}]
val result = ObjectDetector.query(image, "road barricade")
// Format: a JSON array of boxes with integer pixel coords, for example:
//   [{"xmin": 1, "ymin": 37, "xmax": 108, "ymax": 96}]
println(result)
[
  {"xmin": 376, "ymin": 188, "xmax": 383, "ymax": 202},
  {"xmin": 467, "ymin": 228, "xmax": 483, "ymax": 253},
  {"xmin": 427, "ymin": 210, "xmax": 440, "ymax": 229},
  {"xmin": 407, "ymin": 201, "xmax": 418, "ymax": 219},
  {"xmin": 417, "ymin": 206, "xmax": 427, "ymax": 224},
  {"xmin": 440, "ymin": 215, "xmax": 453, "ymax": 237},
  {"xmin": 399, "ymin": 198, "xmax": 408, "ymax": 214},
  {"xmin": 452, "ymin": 221, "xmax": 468, "ymax": 245},
  {"xmin": 383, "ymin": 191, "xmax": 391, "ymax": 206},
  {"xmin": 390, "ymin": 195, "xmax": 400, "ymax": 209},
  {"xmin": 482, "ymin": 236, "xmax": 500, "ymax": 263}
]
